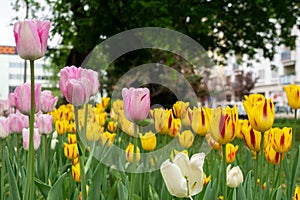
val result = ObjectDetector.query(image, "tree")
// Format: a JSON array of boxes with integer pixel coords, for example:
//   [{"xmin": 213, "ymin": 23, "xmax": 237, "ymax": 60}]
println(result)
[{"xmin": 12, "ymin": 0, "xmax": 300, "ymax": 99}]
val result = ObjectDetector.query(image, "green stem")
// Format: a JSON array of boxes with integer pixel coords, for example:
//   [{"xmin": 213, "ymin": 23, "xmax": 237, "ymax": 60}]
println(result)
[
  {"xmin": 258, "ymin": 132, "xmax": 265, "ymax": 199},
  {"xmin": 74, "ymin": 106, "xmax": 87, "ymax": 200},
  {"xmin": 130, "ymin": 124, "xmax": 138, "ymax": 199},
  {"xmin": 254, "ymin": 153, "xmax": 259, "ymax": 197},
  {"xmin": 222, "ymin": 145, "xmax": 227, "ymax": 200},
  {"xmin": 16, "ymin": 134, "xmax": 20, "ymax": 184},
  {"xmin": 43, "ymin": 135, "xmax": 48, "ymax": 182},
  {"xmin": 293, "ymin": 109, "xmax": 297, "ymax": 148},
  {"xmin": 1, "ymin": 139, "xmax": 5, "ymax": 200},
  {"xmin": 276, "ymin": 154, "xmax": 282, "ymax": 188},
  {"xmin": 23, "ymin": 60, "xmax": 35, "ymax": 200}
]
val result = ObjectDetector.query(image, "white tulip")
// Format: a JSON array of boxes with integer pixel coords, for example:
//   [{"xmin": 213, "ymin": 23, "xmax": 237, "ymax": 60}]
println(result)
[
  {"xmin": 160, "ymin": 152, "xmax": 205, "ymax": 199},
  {"xmin": 226, "ymin": 164, "xmax": 243, "ymax": 188}
]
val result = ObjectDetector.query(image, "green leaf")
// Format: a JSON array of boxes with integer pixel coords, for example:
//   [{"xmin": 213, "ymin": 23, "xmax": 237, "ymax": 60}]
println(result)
[
  {"xmin": 237, "ymin": 184, "xmax": 246, "ymax": 200},
  {"xmin": 5, "ymin": 147, "xmax": 20, "ymax": 200},
  {"xmin": 117, "ymin": 180, "xmax": 128, "ymax": 200},
  {"xmin": 87, "ymin": 162, "xmax": 102, "ymax": 200},
  {"xmin": 149, "ymin": 184, "xmax": 160, "ymax": 200},
  {"xmin": 47, "ymin": 172, "xmax": 68, "ymax": 200},
  {"xmin": 275, "ymin": 187, "xmax": 282, "ymax": 200},
  {"xmin": 34, "ymin": 178, "xmax": 51, "ymax": 198},
  {"xmin": 203, "ymin": 179, "xmax": 217, "ymax": 200},
  {"xmin": 244, "ymin": 171, "xmax": 253, "ymax": 200},
  {"xmin": 289, "ymin": 146, "xmax": 300, "ymax": 199}
]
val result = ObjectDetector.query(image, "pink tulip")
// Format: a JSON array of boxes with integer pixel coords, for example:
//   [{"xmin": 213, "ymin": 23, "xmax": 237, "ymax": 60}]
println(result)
[
  {"xmin": 8, "ymin": 93, "xmax": 16, "ymax": 108},
  {"xmin": 13, "ymin": 19, "xmax": 50, "ymax": 60},
  {"xmin": 0, "ymin": 117, "xmax": 9, "ymax": 138},
  {"xmin": 36, "ymin": 114, "xmax": 53, "ymax": 134},
  {"xmin": 59, "ymin": 66, "xmax": 100, "ymax": 106},
  {"xmin": 0, "ymin": 100, "xmax": 9, "ymax": 116},
  {"xmin": 40, "ymin": 90, "xmax": 58, "ymax": 113},
  {"xmin": 122, "ymin": 87, "xmax": 150, "ymax": 123},
  {"xmin": 14, "ymin": 83, "xmax": 41, "ymax": 115},
  {"xmin": 22, "ymin": 128, "xmax": 41, "ymax": 150},
  {"xmin": 8, "ymin": 113, "xmax": 29, "ymax": 134}
]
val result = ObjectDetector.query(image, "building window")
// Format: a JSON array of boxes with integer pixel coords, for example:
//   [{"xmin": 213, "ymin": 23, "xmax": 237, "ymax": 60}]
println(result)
[
  {"xmin": 258, "ymin": 70, "xmax": 265, "ymax": 81},
  {"xmin": 281, "ymin": 50, "xmax": 291, "ymax": 61}
]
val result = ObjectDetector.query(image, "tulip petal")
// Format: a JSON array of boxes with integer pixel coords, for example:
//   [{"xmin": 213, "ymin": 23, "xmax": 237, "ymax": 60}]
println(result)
[{"xmin": 160, "ymin": 159, "xmax": 188, "ymax": 198}]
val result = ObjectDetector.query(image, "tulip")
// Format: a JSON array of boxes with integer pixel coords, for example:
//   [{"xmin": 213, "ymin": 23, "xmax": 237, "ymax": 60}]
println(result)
[
  {"xmin": 241, "ymin": 120, "xmax": 261, "ymax": 152},
  {"xmin": 0, "ymin": 100, "xmax": 9, "ymax": 116},
  {"xmin": 8, "ymin": 113, "xmax": 29, "ymax": 134},
  {"xmin": 161, "ymin": 109, "xmax": 181, "ymax": 137},
  {"xmin": 8, "ymin": 92, "xmax": 16, "ymax": 108},
  {"xmin": 68, "ymin": 134, "xmax": 77, "ymax": 144},
  {"xmin": 226, "ymin": 143, "xmax": 239, "ymax": 163},
  {"xmin": 150, "ymin": 108, "xmax": 167, "ymax": 134},
  {"xmin": 55, "ymin": 120, "xmax": 68, "ymax": 135},
  {"xmin": 265, "ymin": 143, "xmax": 282, "ymax": 165},
  {"xmin": 107, "ymin": 121, "xmax": 118, "ymax": 133},
  {"xmin": 13, "ymin": 19, "xmax": 50, "ymax": 60},
  {"xmin": 36, "ymin": 114, "xmax": 53, "ymax": 134},
  {"xmin": 191, "ymin": 107, "xmax": 212, "ymax": 136},
  {"xmin": 64, "ymin": 78, "xmax": 92, "ymax": 106},
  {"xmin": 235, "ymin": 119, "xmax": 247, "ymax": 139},
  {"xmin": 64, "ymin": 143, "xmax": 79, "ymax": 159},
  {"xmin": 40, "ymin": 90, "xmax": 58, "ymax": 113},
  {"xmin": 283, "ymin": 84, "xmax": 300, "ymax": 110},
  {"xmin": 205, "ymin": 133, "xmax": 222, "ymax": 150},
  {"xmin": 119, "ymin": 112, "xmax": 135, "ymax": 136},
  {"xmin": 139, "ymin": 131, "xmax": 157, "ymax": 151},
  {"xmin": 243, "ymin": 94, "xmax": 274, "ymax": 132},
  {"xmin": 226, "ymin": 164, "xmax": 244, "ymax": 188},
  {"xmin": 203, "ymin": 173, "xmax": 211, "ymax": 187},
  {"xmin": 178, "ymin": 130, "xmax": 194, "ymax": 149},
  {"xmin": 72, "ymin": 156, "xmax": 79, "ymax": 165},
  {"xmin": 125, "ymin": 143, "xmax": 141, "ymax": 163},
  {"xmin": 85, "ymin": 122, "xmax": 101, "ymax": 141},
  {"xmin": 99, "ymin": 131, "xmax": 116, "ymax": 147},
  {"xmin": 122, "ymin": 87, "xmax": 150, "ymax": 123},
  {"xmin": 209, "ymin": 106, "xmax": 237, "ymax": 145},
  {"xmin": 22, "ymin": 128, "xmax": 41, "ymax": 150},
  {"xmin": 80, "ymin": 69, "xmax": 100, "ymax": 95},
  {"xmin": 14, "ymin": 83, "xmax": 42, "ymax": 115},
  {"xmin": 294, "ymin": 186, "xmax": 300, "ymax": 200},
  {"xmin": 100, "ymin": 97, "xmax": 110, "ymax": 110},
  {"xmin": 160, "ymin": 152, "xmax": 205, "ymax": 198},
  {"xmin": 96, "ymin": 112, "xmax": 107, "ymax": 126},
  {"xmin": 0, "ymin": 117, "xmax": 9, "ymax": 138},
  {"xmin": 173, "ymin": 101, "xmax": 191, "ymax": 126},
  {"xmin": 270, "ymin": 127, "xmax": 292, "ymax": 153},
  {"xmin": 50, "ymin": 138, "xmax": 58, "ymax": 150},
  {"xmin": 72, "ymin": 163, "xmax": 81, "ymax": 182},
  {"xmin": 68, "ymin": 121, "xmax": 77, "ymax": 133}
]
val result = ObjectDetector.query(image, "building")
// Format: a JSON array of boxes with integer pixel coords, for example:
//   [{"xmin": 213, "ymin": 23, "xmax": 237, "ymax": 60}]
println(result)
[
  {"xmin": 0, "ymin": 45, "xmax": 52, "ymax": 99},
  {"xmin": 224, "ymin": 25, "xmax": 300, "ymax": 110}
]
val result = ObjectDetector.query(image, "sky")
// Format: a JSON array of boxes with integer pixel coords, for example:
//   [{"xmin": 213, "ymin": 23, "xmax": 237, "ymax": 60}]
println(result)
[{"xmin": 0, "ymin": 1, "xmax": 17, "ymax": 45}]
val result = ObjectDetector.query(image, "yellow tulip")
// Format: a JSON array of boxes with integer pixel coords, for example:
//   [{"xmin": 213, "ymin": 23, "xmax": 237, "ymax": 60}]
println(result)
[
  {"xmin": 55, "ymin": 120, "xmax": 69, "ymax": 135},
  {"xmin": 264, "ymin": 129, "xmax": 273, "ymax": 148},
  {"xmin": 119, "ymin": 112, "xmax": 134, "ymax": 136},
  {"xmin": 243, "ymin": 94, "xmax": 274, "ymax": 132},
  {"xmin": 100, "ymin": 97, "xmax": 110, "ymax": 109},
  {"xmin": 157, "ymin": 109, "xmax": 181, "ymax": 137},
  {"xmin": 191, "ymin": 107, "xmax": 212, "ymax": 136},
  {"xmin": 86, "ymin": 122, "xmax": 101, "ymax": 141},
  {"xmin": 226, "ymin": 143, "xmax": 238, "ymax": 163},
  {"xmin": 68, "ymin": 121, "xmax": 76, "ymax": 133},
  {"xmin": 125, "ymin": 143, "xmax": 141, "ymax": 163},
  {"xmin": 72, "ymin": 163, "xmax": 80, "ymax": 182},
  {"xmin": 178, "ymin": 130, "xmax": 194, "ymax": 149},
  {"xmin": 241, "ymin": 120, "xmax": 261, "ymax": 152},
  {"xmin": 271, "ymin": 127, "xmax": 292, "ymax": 153},
  {"xmin": 68, "ymin": 134, "xmax": 77, "ymax": 144},
  {"xmin": 64, "ymin": 143, "xmax": 78, "ymax": 159},
  {"xmin": 72, "ymin": 156, "xmax": 79, "ymax": 165},
  {"xmin": 173, "ymin": 101, "xmax": 191, "ymax": 126},
  {"xmin": 209, "ymin": 106, "xmax": 237, "ymax": 145},
  {"xmin": 96, "ymin": 112, "xmax": 107, "ymax": 126},
  {"xmin": 150, "ymin": 108, "xmax": 167, "ymax": 134},
  {"xmin": 203, "ymin": 173, "xmax": 211, "ymax": 187},
  {"xmin": 107, "ymin": 121, "xmax": 118, "ymax": 133},
  {"xmin": 139, "ymin": 131, "xmax": 157, "ymax": 151},
  {"xmin": 99, "ymin": 131, "xmax": 116, "ymax": 147},
  {"xmin": 284, "ymin": 84, "xmax": 300, "ymax": 110},
  {"xmin": 205, "ymin": 133, "xmax": 222, "ymax": 150},
  {"xmin": 294, "ymin": 186, "xmax": 300, "ymax": 200},
  {"xmin": 265, "ymin": 143, "xmax": 282, "ymax": 165}
]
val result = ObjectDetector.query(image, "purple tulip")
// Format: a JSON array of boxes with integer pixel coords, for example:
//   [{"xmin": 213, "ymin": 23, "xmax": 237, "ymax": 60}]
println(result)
[
  {"xmin": 8, "ymin": 113, "xmax": 29, "ymax": 134},
  {"xmin": 36, "ymin": 114, "xmax": 53, "ymax": 134},
  {"xmin": 14, "ymin": 19, "xmax": 50, "ymax": 60},
  {"xmin": 14, "ymin": 83, "xmax": 41, "ymax": 115},
  {"xmin": 0, "ymin": 117, "xmax": 9, "ymax": 139},
  {"xmin": 122, "ymin": 87, "xmax": 150, "ymax": 123},
  {"xmin": 22, "ymin": 128, "xmax": 41, "ymax": 150},
  {"xmin": 40, "ymin": 90, "xmax": 58, "ymax": 113}
]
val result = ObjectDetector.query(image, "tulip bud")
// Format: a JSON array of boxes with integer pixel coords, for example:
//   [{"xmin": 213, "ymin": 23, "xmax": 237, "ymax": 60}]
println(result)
[
  {"xmin": 178, "ymin": 130, "xmax": 194, "ymax": 149},
  {"xmin": 36, "ymin": 114, "xmax": 53, "ymax": 134},
  {"xmin": 107, "ymin": 121, "xmax": 118, "ymax": 133},
  {"xmin": 125, "ymin": 143, "xmax": 141, "ymax": 163},
  {"xmin": 226, "ymin": 164, "xmax": 243, "ymax": 188},
  {"xmin": 14, "ymin": 83, "xmax": 41, "ymax": 115},
  {"xmin": 0, "ymin": 117, "xmax": 9, "ymax": 139},
  {"xmin": 191, "ymin": 107, "xmax": 212, "ymax": 136},
  {"xmin": 8, "ymin": 113, "xmax": 29, "ymax": 134},
  {"xmin": 64, "ymin": 143, "xmax": 79, "ymax": 159},
  {"xmin": 55, "ymin": 120, "xmax": 68, "ymax": 135},
  {"xmin": 68, "ymin": 134, "xmax": 77, "ymax": 144},
  {"xmin": 14, "ymin": 19, "xmax": 50, "ymax": 60},
  {"xmin": 283, "ymin": 84, "xmax": 300, "ymax": 110},
  {"xmin": 50, "ymin": 138, "xmax": 58, "ymax": 150},
  {"xmin": 72, "ymin": 163, "xmax": 81, "ymax": 182},
  {"xmin": 99, "ymin": 131, "xmax": 116, "ymax": 147},
  {"xmin": 122, "ymin": 87, "xmax": 150, "ymax": 123},
  {"xmin": 22, "ymin": 128, "xmax": 41, "ymax": 150},
  {"xmin": 226, "ymin": 143, "xmax": 239, "ymax": 163}
]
